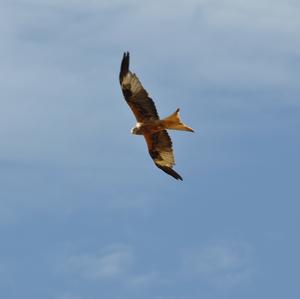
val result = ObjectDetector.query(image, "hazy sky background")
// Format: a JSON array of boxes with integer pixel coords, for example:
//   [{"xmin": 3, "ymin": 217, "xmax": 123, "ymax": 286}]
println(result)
[{"xmin": 1, "ymin": 0, "xmax": 300, "ymax": 298}]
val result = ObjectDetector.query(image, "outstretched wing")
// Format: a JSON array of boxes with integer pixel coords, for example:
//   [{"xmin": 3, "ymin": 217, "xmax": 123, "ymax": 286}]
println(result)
[
  {"xmin": 144, "ymin": 130, "xmax": 183, "ymax": 180},
  {"xmin": 119, "ymin": 52, "xmax": 159, "ymax": 122}
]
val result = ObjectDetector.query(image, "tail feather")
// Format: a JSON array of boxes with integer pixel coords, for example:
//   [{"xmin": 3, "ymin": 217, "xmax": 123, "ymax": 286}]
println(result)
[{"xmin": 162, "ymin": 108, "xmax": 194, "ymax": 132}]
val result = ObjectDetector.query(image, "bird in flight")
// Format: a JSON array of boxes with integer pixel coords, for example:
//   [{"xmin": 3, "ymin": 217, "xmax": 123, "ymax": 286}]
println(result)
[{"xmin": 119, "ymin": 52, "xmax": 194, "ymax": 181}]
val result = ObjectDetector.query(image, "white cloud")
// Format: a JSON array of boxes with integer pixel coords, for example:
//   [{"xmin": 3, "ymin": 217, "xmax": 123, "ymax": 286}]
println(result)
[
  {"xmin": 183, "ymin": 241, "xmax": 254, "ymax": 288},
  {"xmin": 62, "ymin": 244, "xmax": 165, "ymax": 292},
  {"xmin": 65, "ymin": 244, "xmax": 134, "ymax": 280}
]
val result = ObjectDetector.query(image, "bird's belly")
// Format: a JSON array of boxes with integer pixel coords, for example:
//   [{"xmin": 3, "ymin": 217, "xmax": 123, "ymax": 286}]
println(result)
[{"xmin": 138, "ymin": 121, "xmax": 164, "ymax": 134}]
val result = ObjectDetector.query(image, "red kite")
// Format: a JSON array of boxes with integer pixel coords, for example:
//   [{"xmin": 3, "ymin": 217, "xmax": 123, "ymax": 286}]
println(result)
[{"xmin": 119, "ymin": 52, "xmax": 194, "ymax": 180}]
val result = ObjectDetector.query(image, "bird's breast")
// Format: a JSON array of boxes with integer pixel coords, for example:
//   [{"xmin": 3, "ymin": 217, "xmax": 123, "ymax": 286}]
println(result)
[{"xmin": 134, "ymin": 120, "xmax": 165, "ymax": 135}]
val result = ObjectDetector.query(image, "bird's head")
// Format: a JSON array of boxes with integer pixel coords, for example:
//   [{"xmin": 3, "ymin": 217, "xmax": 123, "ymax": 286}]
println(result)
[
  {"xmin": 131, "ymin": 122, "xmax": 143, "ymax": 135},
  {"xmin": 131, "ymin": 123, "xmax": 143, "ymax": 135},
  {"xmin": 131, "ymin": 127, "xmax": 139, "ymax": 135}
]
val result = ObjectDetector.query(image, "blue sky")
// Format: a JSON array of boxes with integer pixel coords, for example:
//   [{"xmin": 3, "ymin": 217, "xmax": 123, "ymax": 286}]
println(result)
[{"xmin": 1, "ymin": 0, "xmax": 300, "ymax": 298}]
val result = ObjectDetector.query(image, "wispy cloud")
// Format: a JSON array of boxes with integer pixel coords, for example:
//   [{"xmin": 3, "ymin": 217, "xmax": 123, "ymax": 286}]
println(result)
[
  {"xmin": 62, "ymin": 243, "xmax": 166, "ymax": 293},
  {"xmin": 183, "ymin": 241, "xmax": 254, "ymax": 288},
  {"xmin": 65, "ymin": 244, "xmax": 134, "ymax": 280}
]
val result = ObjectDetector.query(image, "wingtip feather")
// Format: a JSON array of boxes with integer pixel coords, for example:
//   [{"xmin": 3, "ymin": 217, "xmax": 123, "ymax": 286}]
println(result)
[
  {"xmin": 120, "ymin": 51, "xmax": 130, "ymax": 83},
  {"xmin": 156, "ymin": 164, "xmax": 183, "ymax": 181}
]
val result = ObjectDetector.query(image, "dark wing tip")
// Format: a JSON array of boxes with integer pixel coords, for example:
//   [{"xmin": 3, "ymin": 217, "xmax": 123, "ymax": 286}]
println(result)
[
  {"xmin": 119, "ymin": 51, "xmax": 130, "ymax": 84},
  {"xmin": 123, "ymin": 51, "xmax": 130, "ymax": 61},
  {"xmin": 155, "ymin": 164, "xmax": 183, "ymax": 181}
]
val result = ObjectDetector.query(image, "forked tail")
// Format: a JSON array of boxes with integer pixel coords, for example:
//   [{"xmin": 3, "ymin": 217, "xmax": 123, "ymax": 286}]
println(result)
[{"xmin": 162, "ymin": 108, "xmax": 194, "ymax": 132}]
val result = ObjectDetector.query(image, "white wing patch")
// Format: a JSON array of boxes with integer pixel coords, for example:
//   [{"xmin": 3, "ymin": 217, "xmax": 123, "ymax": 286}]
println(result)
[
  {"xmin": 156, "ymin": 151, "xmax": 175, "ymax": 167},
  {"xmin": 122, "ymin": 72, "xmax": 144, "ymax": 94}
]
